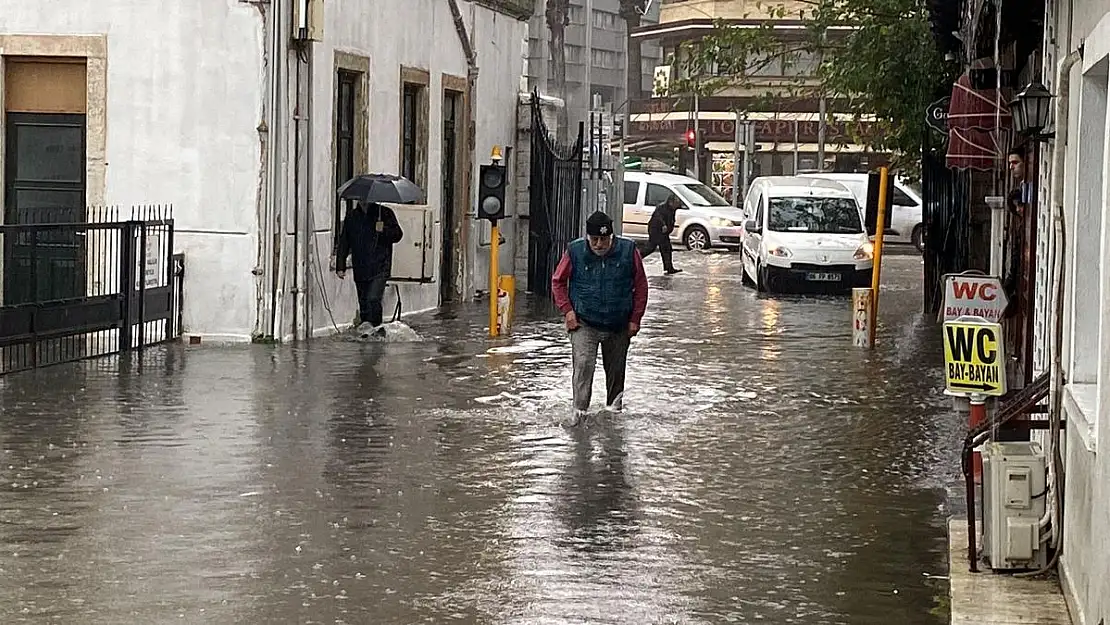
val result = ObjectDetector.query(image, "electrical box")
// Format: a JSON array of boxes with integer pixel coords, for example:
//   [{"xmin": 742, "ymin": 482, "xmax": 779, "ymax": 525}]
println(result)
[
  {"xmin": 387, "ymin": 204, "xmax": 436, "ymax": 283},
  {"xmin": 292, "ymin": 0, "xmax": 324, "ymax": 42},
  {"xmin": 982, "ymin": 442, "xmax": 1048, "ymax": 571}
]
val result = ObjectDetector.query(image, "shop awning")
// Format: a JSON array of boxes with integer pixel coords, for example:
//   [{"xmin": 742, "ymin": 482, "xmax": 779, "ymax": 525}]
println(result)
[{"xmin": 946, "ymin": 59, "xmax": 1012, "ymax": 170}]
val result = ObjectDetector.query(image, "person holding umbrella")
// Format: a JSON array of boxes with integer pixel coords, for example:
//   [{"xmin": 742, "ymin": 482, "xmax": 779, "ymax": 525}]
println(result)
[{"xmin": 336, "ymin": 174, "xmax": 416, "ymax": 338}]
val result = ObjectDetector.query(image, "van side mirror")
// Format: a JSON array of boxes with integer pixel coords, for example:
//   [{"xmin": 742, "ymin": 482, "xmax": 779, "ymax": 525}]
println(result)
[{"xmin": 744, "ymin": 219, "xmax": 761, "ymax": 233}]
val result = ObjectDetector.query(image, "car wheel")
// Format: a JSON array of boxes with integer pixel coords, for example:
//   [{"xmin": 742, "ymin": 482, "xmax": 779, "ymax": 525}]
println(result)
[
  {"xmin": 912, "ymin": 225, "xmax": 925, "ymax": 254},
  {"xmin": 742, "ymin": 262, "xmax": 755, "ymax": 287},
  {"xmin": 756, "ymin": 263, "xmax": 768, "ymax": 293},
  {"xmin": 684, "ymin": 225, "xmax": 710, "ymax": 251}
]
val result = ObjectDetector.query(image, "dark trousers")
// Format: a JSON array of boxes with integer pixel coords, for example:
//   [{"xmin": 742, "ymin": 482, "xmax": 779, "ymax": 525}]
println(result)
[
  {"xmin": 570, "ymin": 324, "xmax": 631, "ymax": 411},
  {"xmin": 355, "ymin": 273, "xmax": 388, "ymax": 326},
  {"xmin": 639, "ymin": 234, "xmax": 676, "ymax": 272}
]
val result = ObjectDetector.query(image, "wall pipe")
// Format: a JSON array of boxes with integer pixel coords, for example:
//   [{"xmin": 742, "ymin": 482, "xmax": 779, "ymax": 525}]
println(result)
[{"xmin": 446, "ymin": 0, "xmax": 479, "ymax": 294}]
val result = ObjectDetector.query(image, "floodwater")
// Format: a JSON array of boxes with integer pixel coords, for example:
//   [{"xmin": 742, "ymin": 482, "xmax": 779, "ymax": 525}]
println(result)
[{"xmin": 0, "ymin": 252, "xmax": 963, "ymax": 624}]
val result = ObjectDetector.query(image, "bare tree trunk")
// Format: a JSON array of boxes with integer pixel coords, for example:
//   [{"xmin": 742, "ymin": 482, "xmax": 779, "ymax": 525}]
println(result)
[{"xmin": 546, "ymin": 0, "xmax": 570, "ymax": 137}]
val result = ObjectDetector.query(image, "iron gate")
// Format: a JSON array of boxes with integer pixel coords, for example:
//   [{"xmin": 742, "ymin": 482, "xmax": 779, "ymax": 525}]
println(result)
[
  {"xmin": 922, "ymin": 145, "xmax": 972, "ymax": 314},
  {"xmin": 528, "ymin": 90, "xmax": 585, "ymax": 296},
  {"xmin": 0, "ymin": 205, "xmax": 184, "ymax": 374}
]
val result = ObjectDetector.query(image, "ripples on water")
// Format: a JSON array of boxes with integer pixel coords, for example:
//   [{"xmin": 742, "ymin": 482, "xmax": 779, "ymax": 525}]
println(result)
[{"xmin": 0, "ymin": 253, "xmax": 962, "ymax": 624}]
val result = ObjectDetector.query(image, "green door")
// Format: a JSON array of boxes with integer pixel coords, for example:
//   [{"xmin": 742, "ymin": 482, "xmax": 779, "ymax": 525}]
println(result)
[{"xmin": 3, "ymin": 112, "xmax": 87, "ymax": 305}]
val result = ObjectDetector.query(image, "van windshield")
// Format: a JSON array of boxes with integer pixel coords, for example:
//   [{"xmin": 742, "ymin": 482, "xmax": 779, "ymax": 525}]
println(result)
[
  {"xmin": 675, "ymin": 183, "xmax": 731, "ymax": 207},
  {"xmin": 768, "ymin": 196, "xmax": 863, "ymax": 234}
]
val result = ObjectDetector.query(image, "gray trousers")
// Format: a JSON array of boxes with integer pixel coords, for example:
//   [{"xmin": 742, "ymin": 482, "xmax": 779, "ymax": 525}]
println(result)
[{"xmin": 570, "ymin": 323, "xmax": 631, "ymax": 411}]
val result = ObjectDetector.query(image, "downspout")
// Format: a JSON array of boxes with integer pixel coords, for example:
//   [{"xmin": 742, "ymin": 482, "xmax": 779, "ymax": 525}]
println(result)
[
  {"xmin": 1016, "ymin": 45, "xmax": 1082, "ymax": 579},
  {"xmin": 304, "ymin": 45, "xmax": 315, "ymax": 339},
  {"xmin": 254, "ymin": 0, "xmax": 278, "ymax": 339},
  {"xmin": 292, "ymin": 45, "xmax": 303, "ymax": 340},
  {"xmin": 446, "ymin": 0, "xmax": 479, "ymax": 295},
  {"xmin": 270, "ymin": 0, "xmax": 287, "ymax": 340}
]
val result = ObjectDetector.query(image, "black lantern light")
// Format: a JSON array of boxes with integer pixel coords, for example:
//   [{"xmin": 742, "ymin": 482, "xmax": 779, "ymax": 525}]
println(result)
[{"xmin": 1011, "ymin": 82, "xmax": 1054, "ymax": 138}]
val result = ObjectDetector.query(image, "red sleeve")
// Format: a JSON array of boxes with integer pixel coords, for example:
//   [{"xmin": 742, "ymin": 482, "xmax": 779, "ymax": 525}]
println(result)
[
  {"xmin": 631, "ymin": 247, "xmax": 649, "ymax": 325},
  {"xmin": 550, "ymin": 251, "xmax": 574, "ymax": 315}
]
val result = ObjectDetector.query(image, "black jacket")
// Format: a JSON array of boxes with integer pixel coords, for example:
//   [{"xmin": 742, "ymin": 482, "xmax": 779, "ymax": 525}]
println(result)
[
  {"xmin": 649, "ymin": 202, "xmax": 678, "ymax": 238},
  {"xmin": 336, "ymin": 203, "xmax": 404, "ymax": 281}
]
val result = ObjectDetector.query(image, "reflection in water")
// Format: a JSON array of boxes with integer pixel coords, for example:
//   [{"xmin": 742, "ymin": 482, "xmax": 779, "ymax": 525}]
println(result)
[{"xmin": 0, "ymin": 254, "xmax": 959, "ymax": 624}]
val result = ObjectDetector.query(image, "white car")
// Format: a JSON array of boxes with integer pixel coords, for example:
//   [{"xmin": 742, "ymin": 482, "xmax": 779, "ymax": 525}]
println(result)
[
  {"xmin": 622, "ymin": 171, "xmax": 747, "ymax": 250},
  {"xmin": 740, "ymin": 176, "xmax": 874, "ymax": 294},
  {"xmin": 797, "ymin": 172, "xmax": 924, "ymax": 252}
]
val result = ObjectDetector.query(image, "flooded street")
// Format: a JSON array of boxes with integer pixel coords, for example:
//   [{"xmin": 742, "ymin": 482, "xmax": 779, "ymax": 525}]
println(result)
[{"xmin": 0, "ymin": 251, "xmax": 963, "ymax": 624}]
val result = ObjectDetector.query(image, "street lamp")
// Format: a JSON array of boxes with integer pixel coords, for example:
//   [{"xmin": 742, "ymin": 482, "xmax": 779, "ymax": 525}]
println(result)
[{"xmin": 1010, "ymin": 81, "xmax": 1054, "ymax": 139}]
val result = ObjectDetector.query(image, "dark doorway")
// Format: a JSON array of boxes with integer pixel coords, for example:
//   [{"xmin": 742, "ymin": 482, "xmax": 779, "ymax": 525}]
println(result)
[
  {"xmin": 440, "ymin": 91, "xmax": 462, "ymax": 303},
  {"xmin": 3, "ymin": 112, "xmax": 87, "ymax": 305},
  {"xmin": 335, "ymin": 70, "xmax": 358, "ymax": 248}
]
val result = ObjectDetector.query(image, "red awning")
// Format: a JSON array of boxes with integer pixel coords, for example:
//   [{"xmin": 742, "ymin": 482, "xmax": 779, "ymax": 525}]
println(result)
[{"xmin": 946, "ymin": 58, "xmax": 1012, "ymax": 170}]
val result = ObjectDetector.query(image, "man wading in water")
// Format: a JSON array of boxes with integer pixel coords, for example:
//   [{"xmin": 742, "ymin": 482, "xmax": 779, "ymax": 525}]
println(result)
[{"xmin": 551, "ymin": 211, "xmax": 649, "ymax": 424}]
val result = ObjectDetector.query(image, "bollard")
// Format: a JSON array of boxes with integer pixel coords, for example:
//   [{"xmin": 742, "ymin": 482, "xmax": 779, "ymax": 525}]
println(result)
[
  {"xmin": 852, "ymin": 287, "xmax": 874, "ymax": 348},
  {"xmin": 496, "ymin": 275, "xmax": 515, "ymax": 335},
  {"xmin": 969, "ymin": 394, "xmax": 987, "ymax": 484}
]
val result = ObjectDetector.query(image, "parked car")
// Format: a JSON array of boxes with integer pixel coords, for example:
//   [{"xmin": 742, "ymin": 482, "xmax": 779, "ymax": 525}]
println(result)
[
  {"xmin": 797, "ymin": 172, "xmax": 925, "ymax": 252},
  {"xmin": 740, "ymin": 176, "xmax": 874, "ymax": 294},
  {"xmin": 622, "ymin": 171, "xmax": 747, "ymax": 251}
]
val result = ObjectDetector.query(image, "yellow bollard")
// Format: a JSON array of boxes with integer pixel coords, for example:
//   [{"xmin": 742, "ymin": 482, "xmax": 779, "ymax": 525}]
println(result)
[
  {"xmin": 852, "ymin": 287, "xmax": 874, "ymax": 348},
  {"xmin": 496, "ymin": 275, "xmax": 515, "ymax": 335}
]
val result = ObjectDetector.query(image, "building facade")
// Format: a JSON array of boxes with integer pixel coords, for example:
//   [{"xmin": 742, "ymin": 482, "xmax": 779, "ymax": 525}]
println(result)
[
  {"xmin": 526, "ymin": 0, "xmax": 662, "ymax": 125},
  {"xmin": 625, "ymin": 0, "xmax": 885, "ymax": 199},
  {"xmin": 1040, "ymin": 1, "xmax": 1110, "ymax": 623},
  {"xmin": 0, "ymin": 0, "xmax": 532, "ymax": 342}
]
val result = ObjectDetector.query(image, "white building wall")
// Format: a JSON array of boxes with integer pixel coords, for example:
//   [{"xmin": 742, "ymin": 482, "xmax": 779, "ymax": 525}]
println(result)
[
  {"xmin": 302, "ymin": 0, "xmax": 529, "ymax": 337},
  {"xmin": 1048, "ymin": 2, "xmax": 1110, "ymax": 624},
  {"xmin": 0, "ymin": 0, "xmax": 267, "ymax": 341}
]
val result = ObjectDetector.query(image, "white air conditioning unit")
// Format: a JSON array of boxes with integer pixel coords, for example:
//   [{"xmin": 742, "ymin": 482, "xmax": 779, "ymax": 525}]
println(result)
[
  {"xmin": 292, "ymin": 0, "xmax": 324, "ymax": 42},
  {"xmin": 386, "ymin": 204, "xmax": 436, "ymax": 284},
  {"xmin": 982, "ymin": 441, "xmax": 1049, "ymax": 571}
]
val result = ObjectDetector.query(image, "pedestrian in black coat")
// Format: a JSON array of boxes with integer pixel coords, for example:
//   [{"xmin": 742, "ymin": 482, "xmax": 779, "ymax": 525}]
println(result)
[
  {"xmin": 335, "ymin": 202, "xmax": 404, "ymax": 333},
  {"xmin": 639, "ymin": 193, "xmax": 683, "ymax": 275}
]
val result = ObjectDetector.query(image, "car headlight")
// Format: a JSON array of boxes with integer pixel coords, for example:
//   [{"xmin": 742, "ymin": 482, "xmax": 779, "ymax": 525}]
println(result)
[
  {"xmin": 710, "ymin": 217, "xmax": 731, "ymax": 227},
  {"xmin": 768, "ymin": 246, "xmax": 792, "ymax": 258},
  {"xmin": 854, "ymin": 242, "xmax": 875, "ymax": 260}
]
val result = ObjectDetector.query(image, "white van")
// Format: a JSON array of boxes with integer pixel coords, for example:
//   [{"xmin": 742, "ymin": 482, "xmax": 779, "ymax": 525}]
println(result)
[
  {"xmin": 740, "ymin": 176, "xmax": 874, "ymax": 294},
  {"xmin": 622, "ymin": 171, "xmax": 747, "ymax": 250},
  {"xmin": 797, "ymin": 172, "xmax": 924, "ymax": 251}
]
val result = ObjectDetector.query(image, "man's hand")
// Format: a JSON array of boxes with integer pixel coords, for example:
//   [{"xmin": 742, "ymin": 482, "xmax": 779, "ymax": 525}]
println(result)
[
  {"xmin": 565, "ymin": 311, "xmax": 580, "ymax": 331},
  {"xmin": 628, "ymin": 321, "xmax": 640, "ymax": 337},
  {"xmin": 336, "ymin": 270, "xmax": 346, "ymax": 280}
]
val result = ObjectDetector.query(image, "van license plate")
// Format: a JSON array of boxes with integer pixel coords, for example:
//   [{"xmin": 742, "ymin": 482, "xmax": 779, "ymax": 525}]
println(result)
[{"xmin": 806, "ymin": 272, "xmax": 841, "ymax": 282}]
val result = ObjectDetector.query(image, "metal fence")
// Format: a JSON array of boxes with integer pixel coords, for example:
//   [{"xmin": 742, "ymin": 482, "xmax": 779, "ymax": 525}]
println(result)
[
  {"xmin": 528, "ymin": 90, "xmax": 586, "ymax": 296},
  {"xmin": 0, "ymin": 205, "xmax": 183, "ymax": 374}
]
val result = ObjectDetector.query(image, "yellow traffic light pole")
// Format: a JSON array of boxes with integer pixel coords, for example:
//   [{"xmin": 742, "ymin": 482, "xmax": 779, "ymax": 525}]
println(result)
[
  {"xmin": 868, "ymin": 167, "xmax": 890, "ymax": 347},
  {"xmin": 489, "ymin": 221, "xmax": 500, "ymax": 337}
]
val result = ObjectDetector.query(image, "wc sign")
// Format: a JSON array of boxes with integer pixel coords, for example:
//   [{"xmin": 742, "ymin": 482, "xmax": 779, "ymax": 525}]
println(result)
[{"xmin": 941, "ymin": 274, "xmax": 1009, "ymax": 323}]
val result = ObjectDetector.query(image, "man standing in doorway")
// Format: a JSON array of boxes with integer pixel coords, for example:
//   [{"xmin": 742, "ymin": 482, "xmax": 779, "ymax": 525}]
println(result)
[
  {"xmin": 638, "ymin": 193, "xmax": 683, "ymax": 275},
  {"xmin": 551, "ymin": 211, "xmax": 649, "ymax": 423},
  {"xmin": 336, "ymin": 201, "xmax": 404, "ymax": 338}
]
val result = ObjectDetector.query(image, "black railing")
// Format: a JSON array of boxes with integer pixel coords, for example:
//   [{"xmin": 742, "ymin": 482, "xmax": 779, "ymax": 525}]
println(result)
[
  {"xmin": 0, "ymin": 205, "xmax": 183, "ymax": 374},
  {"xmin": 922, "ymin": 143, "xmax": 973, "ymax": 314},
  {"xmin": 528, "ymin": 88, "xmax": 586, "ymax": 296}
]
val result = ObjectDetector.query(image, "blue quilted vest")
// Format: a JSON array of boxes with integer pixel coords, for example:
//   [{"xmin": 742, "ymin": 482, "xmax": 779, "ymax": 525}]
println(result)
[{"xmin": 568, "ymin": 237, "xmax": 636, "ymax": 331}]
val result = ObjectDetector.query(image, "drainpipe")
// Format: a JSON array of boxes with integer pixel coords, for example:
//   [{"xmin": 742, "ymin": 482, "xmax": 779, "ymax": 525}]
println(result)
[
  {"xmin": 446, "ymin": 0, "xmax": 478, "ymax": 295},
  {"xmin": 304, "ymin": 45, "xmax": 315, "ymax": 339},
  {"xmin": 270, "ymin": 0, "xmax": 288, "ymax": 340},
  {"xmin": 1045, "ymin": 45, "xmax": 1082, "ymax": 552},
  {"xmin": 255, "ymin": 0, "xmax": 279, "ymax": 339},
  {"xmin": 292, "ymin": 45, "xmax": 303, "ymax": 340}
]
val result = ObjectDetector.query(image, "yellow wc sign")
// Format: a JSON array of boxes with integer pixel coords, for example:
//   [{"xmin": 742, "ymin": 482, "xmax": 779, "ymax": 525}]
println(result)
[{"xmin": 943, "ymin": 319, "xmax": 1007, "ymax": 396}]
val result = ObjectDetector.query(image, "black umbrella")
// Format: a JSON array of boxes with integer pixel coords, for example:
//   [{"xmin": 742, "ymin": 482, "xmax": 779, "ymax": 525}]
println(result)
[{"xmin": 337, "ymin": 173, "xmax": 425, "ymax": 204}]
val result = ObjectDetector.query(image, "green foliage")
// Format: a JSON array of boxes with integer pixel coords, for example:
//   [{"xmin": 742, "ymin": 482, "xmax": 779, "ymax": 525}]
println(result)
[{"xmin": 668, "ymin": 0, "xmax": 955, "ymax": 173}]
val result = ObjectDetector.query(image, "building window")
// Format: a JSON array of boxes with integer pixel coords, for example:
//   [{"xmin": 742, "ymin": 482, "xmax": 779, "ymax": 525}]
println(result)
[
  {"xmin": 398, "ymin": 67, "xmax": 430, "ymax": 191},
  {"xmin": 335, "ymin": 69, "xmax": 358, "ymax": 243}
]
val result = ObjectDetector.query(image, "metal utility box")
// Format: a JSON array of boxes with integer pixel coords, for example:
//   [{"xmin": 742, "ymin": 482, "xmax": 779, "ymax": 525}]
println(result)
[
  {"xmin": 387, "ymin": 204, "xmax": 437, "ymax": 284},
  {"xmin": 982, "ymin": 442, "xmax": 1048, "ymax": 571}
]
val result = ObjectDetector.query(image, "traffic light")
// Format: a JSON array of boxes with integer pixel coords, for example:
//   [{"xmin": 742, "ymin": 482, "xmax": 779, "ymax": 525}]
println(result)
[
  {"xmin": 696, "ymin": 128, "xmax": 707, "ymax": 155},
  {"xmin": 684, "ymin": 129, "xmax": 696, "ymax": 149},
  {"xmin": 477, "ymin": 162, "xmax": 507, "ymax": 222},
  {"xmin": 864, "ymin": 171, "xmax": 894, "ymax": 236}
]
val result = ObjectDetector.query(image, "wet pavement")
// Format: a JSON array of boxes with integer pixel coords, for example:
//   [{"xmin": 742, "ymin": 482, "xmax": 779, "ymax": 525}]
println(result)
[{"xmin": 0, "ymin": 250, "xmax": 963, "ymax": 624}]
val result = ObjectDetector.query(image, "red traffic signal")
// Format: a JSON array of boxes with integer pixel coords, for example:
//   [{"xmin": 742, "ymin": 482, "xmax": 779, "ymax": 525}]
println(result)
[{"xmin": 685, "ymin": 129, "xmax": 696, "ymax": 147}]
